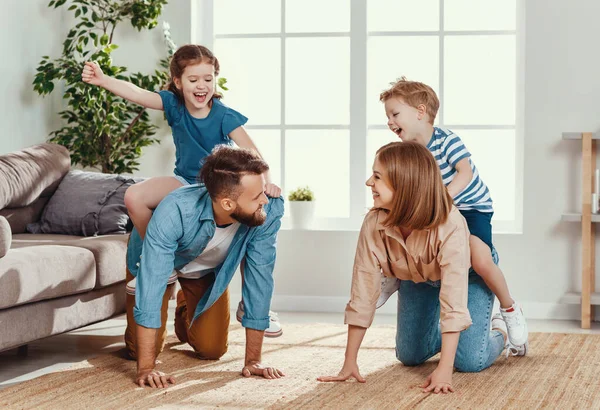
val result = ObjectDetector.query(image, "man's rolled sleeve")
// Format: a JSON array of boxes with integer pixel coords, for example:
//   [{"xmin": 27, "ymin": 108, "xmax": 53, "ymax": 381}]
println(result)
[
  {"xmin": 241, "ymin": 198, "xmax": 284, "ymax": 331},
  {"xmin": 437, "ymin": 220, "xmax": 472, "ymax": 333},
  {"xmin": 133, "ymin": 196, "xmax": 183, "ymax": 329},
  {"xmin": 344, "ymin": 215, "xmax": 381, "ymax": 329}
]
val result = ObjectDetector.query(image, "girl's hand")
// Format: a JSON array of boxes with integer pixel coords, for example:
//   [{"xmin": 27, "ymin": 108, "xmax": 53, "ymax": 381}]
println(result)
[
  {"xmin": 82, "ymin": 61, "xmax": 105, "ymax": 86},
  {"xmin": 317, "ymin": 361, "xmax": 366, "ymax": 383},
  {"xmin": 264, "ymin": 183, "xmax": 282, "ymax": 198},
  {"xmin": 421, "ymin": 365, "xmax": 454, "ymax": 394}
]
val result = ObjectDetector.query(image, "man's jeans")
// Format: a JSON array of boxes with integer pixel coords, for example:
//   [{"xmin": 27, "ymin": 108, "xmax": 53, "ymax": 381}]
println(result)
[
  {"xmin": 125, "ymin": 269, "xmax": 230, "ymax": 360},
  {"xmin": 395, "ymin": 262, "xmax": 504, "ymax": 372}
]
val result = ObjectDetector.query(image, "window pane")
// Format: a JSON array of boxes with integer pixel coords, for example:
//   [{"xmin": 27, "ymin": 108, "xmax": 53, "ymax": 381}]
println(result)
[
  {"xmin": 214, "ymin": 39, "xmax": 281, "ymax": 125},
  {"xmin": 367, "ymin": 37, "xmax": 439, "ymax": 125},
  {"xmin": 450, "ymin": 129, "xmax": 515, "ymax": 222},
  {"xmin": 365, "ymin": 130, "xmax": 399, "ymax": 210},
  {"xmin": 285, "ymin": 130, "xmax": 349, "ymax": 217},
  {"xmin": 286, "ymin": 38, "xmax": 350, "ymax": 125},
  {"xmin": 286, "ymin": 0, "xmax": 349, "ymax": 33},
  {"xmin": 444, "ymin": 36, "xmax": 515, "ymax": 125},
  {"xmin": 246, "ymin": 130, "xmax": 282, "ymax": 186},
  {"xmin": 444, "ymin": 0, "xmax": 516, "ymax": 31},
  {"xmin": 215, "ymin": 0, "xmax": 281, "ymax": 34},
  {"xmin": 368, "ymin": 0, "xmax": 439, "ymax": 32}
]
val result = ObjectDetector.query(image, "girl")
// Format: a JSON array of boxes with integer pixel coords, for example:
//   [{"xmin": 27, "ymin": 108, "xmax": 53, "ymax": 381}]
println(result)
[
  {"xmin": 81, "ymin": 44, "xmax": 282, "ymax": 337},
  {"xmin": 318, "ymin": 142, "xmax": 526, "ymax": 393}
]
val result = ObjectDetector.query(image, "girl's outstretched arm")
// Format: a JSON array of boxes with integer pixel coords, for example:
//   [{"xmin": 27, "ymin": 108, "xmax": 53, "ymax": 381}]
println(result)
[{"xmin": 82, "ymin": 61, "xmax": 163, "ymax": 110}]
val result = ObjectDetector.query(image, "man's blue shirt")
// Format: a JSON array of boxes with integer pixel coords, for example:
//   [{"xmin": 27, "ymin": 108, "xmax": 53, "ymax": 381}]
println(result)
[{"xmin": 127, "ymin": 184, "xmax": 283, "ymax": 330}]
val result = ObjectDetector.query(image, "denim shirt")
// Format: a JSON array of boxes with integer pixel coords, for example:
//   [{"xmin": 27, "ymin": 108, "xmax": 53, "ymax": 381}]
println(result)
[{"xmin": 126, "ymin": 184, "xmax": 284, "ymax": 331}]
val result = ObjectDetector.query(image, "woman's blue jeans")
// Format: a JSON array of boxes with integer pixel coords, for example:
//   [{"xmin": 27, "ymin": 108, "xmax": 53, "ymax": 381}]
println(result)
[{"xmin": 395, "ymin": 250, "xmax": 504, "ymax": 373}]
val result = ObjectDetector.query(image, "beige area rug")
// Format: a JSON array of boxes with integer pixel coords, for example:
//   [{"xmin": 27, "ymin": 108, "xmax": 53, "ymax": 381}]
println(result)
[{"xmin": 2, "ymin": 324, "xmax": 600, "ymax": 409}]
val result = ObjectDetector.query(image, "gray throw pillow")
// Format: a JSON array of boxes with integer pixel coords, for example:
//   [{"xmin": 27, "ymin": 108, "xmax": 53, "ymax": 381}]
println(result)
[{"xmin": 27, "ymin": 170, "xmax": 144, "ymax": 236}]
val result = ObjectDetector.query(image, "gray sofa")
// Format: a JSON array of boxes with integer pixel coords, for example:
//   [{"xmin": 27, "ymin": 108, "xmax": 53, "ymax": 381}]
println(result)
[{"xmin": 0, "ymin": 143, "xmax": 128, "ymax": 353}]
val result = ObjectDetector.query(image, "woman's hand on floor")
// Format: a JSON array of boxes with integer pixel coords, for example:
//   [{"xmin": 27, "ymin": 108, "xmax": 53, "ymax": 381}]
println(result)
[
  {"xmin": 317, "ymin": 361, "xmax": 366, "ymax": 383},
  {"xmin": 421, "ymin": 365, "xmax": 454, "ymax": 394}
]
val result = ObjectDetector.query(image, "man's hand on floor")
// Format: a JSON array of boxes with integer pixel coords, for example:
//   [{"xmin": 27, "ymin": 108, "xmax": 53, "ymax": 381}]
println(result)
[
  {"xmin": 241, "ymin": 362, "xmax": 285, "ymax": 379},
  {"xmin": 135, "ymin": 369, "xmax": 175, "ymax": 388}
]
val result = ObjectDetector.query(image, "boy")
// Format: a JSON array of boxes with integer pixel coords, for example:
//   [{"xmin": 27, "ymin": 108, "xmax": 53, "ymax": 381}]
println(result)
[{"xmin": 377, "ymin": 77, "xmax": 528, "ymax": 348}]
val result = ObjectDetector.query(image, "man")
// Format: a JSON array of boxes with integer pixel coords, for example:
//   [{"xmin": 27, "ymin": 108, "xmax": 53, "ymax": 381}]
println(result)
[{"xmin": 124, "ymin": 145, "xmax": 285, "ymax": 388}]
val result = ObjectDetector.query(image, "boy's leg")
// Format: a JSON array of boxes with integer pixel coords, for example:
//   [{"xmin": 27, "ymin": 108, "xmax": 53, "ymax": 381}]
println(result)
[
  {"xmin": 469, "ymin": 235, "xmax": 513, "ymax": 308},
  {"xmin": 175, "ymin": 274, "xmax": 230, "ymax": 359},
  {"xmin": 124, "ymin": 268, "xmax": 173, "ymax": 360},
  {"xmin": 395, "ymin": 280, "xmax": 442, "ymax": 366},
  {"xmin": 454, "ymin": 273, "xmax": 505, "ymax": 372},
  {"xmin": 124, "ymin": 176, "xmax": 184, "ymax": 239}
]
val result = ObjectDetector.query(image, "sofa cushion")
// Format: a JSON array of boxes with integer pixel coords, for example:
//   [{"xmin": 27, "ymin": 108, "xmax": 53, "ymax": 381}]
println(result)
[
  {"xmin": 0, "ymin": 196, "xmax": 50, "ymax": 234},
  {"xmin": 0, "ymin": 143, "xmax": 70, "ymax": 209},
  {"xmin": 0, "ymin": 216, "xmax": 10, "ymax": 258},
  {"xmin": 11, "ymin": 233, "xmax": 128, "ymax": 288},
  {"xmin": 0, "ymin": 245, "xmax": 96, "ymax": 309},
  {"xmin": 27, "ymin": 170, "xmax": 143, "ymax": 237}
]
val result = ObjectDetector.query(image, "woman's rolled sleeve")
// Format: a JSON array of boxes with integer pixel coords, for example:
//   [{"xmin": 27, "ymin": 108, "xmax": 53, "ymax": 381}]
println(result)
[
  {"xmin": 437, "ymin": 220, "xmax": 472, "ymax": 333},
  {"xmin": 344, "ymin": 214, "xmax": 382, "ymax": 328}
]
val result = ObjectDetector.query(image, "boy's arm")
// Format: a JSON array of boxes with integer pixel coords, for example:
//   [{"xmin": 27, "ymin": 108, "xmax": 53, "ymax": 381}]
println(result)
[
  {"xmin": 447, "ymin": 158, "xmax": 473, "ymax": 198},
  {"xmin": 82, "ymin": 61, "xmax": 164, "ymax": 110}
]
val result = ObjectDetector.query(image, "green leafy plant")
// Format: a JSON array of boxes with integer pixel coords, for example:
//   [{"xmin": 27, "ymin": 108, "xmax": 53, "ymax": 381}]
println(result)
[
  {"xmin": 33, "ymin": 0, "xmax": 171, "ymax": 174},
  {"xmin": 288, "ymin": 186, "xmax": 315, "ymax": 201}
]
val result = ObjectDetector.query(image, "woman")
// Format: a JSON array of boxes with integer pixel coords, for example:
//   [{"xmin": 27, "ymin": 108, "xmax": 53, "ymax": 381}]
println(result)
[{"xmin": 318, "ymin": 142, "xmax": 525, "ymax": 394}]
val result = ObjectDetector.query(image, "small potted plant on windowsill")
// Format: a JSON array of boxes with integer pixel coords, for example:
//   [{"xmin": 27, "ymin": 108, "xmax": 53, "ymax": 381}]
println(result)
[{"xmin": 288, "ymin": 186, "xmax": 315, "ymax": 230}]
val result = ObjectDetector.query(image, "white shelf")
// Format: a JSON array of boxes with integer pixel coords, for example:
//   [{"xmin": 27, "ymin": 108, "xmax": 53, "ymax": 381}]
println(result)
[
  {"xmin": 562, "ymin": 132, "xmax": 600, "ymax": 140},
  {"xmin": 561, "ymin": 213, "xmax": 600, "ymax": 222},
  {"xmin": 560, "ymin": 292, "xmax": 600, "ymax": 305}
]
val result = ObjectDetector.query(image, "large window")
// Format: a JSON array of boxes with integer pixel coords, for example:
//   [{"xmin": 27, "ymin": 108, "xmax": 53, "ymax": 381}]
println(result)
[{"xmin": 198, "ymin": 0, "xmax": 523, "ymax": 232}]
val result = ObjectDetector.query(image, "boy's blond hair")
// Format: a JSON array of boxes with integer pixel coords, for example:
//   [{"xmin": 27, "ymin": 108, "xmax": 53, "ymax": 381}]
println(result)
[{"xmin": 379, "ymin": 77, "xmax": 439, "ymax": 124}]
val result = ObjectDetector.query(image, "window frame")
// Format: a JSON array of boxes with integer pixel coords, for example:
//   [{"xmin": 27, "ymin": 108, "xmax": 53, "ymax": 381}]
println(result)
[{"xmin": 193, "ymin": 0, "xmax": 524, "ymax": 233}]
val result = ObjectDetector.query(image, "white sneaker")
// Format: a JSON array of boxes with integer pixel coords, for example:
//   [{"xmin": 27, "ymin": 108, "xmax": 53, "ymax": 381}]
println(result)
[
  {"xmin": 236, "ymin": 301, "xmax": 283, "ymax": 338},
  {"xmin": 500, "ymin": 302, "xmax": 528, "ymax": 346},
  {"xmin": 492, "ymin": 313, "xmax": 528, "ymax": 357},
  {"xmin": 126, "ymin": 271, "xmax": 178, "ymax": 295},
  {"xmin": 376, "ymin": 275, "xmax": 400, "ymax": 309}
]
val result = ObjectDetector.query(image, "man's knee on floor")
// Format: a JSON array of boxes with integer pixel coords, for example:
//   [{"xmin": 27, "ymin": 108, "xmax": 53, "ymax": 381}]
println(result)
[{"xmin": 189, "ymin": 338, "xmax": 228, "ymax": 360}]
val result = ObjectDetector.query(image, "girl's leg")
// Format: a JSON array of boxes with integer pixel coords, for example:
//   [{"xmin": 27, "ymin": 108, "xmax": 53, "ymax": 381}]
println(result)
[
  {"xmin": 124, "ymin": 176, "xmax": 184, "ymax": 239},
  {"xmin": 395, "ymin": 280, "xmax": 442, "ymax": 366},
  {"xmin": 470, "ymin": 235, "xmax": 513, "ymax": 308},
  {"xmin": 453, "ymin": 272, "xmax": 505, "ymax": 373}
]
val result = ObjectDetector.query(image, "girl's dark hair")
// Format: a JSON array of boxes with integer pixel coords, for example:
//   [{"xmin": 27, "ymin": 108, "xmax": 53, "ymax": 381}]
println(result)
[
  {"xmin": 199, "ymin": 145, "xmax": 269, "ymax": 199},
  {"xmin": 165, "ymin": 44, "xmax": 223, "ymax": 103}
]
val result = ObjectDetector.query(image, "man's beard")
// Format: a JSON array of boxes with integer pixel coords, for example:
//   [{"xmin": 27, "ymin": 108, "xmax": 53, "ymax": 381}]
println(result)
[{"xmin": 231, "ymin": 206, "xmax": 267, "ymax": 227}]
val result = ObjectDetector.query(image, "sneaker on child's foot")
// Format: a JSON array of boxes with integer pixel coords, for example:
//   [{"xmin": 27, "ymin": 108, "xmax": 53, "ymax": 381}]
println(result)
[
  {"xmin": 126, "ymin": 271, "xmax": 178, "ymax": 295},
  {"xmin": 376, "ymin": 275, "xmax": 400, "ymax": 309},
  {"xmin": 500, "ymin": 302, "xmax": 528, "ymax": 346},
  {"xmin": 236, "ymin": 301, "xmax": 283, "ymax": 338},
  {"xmin": 492, "ymin": 313, "xmax": 528, "ymax": 357}
]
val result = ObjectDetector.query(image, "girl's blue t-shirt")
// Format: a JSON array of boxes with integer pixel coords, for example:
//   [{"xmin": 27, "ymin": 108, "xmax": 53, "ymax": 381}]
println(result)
[{"xmin": 158, "ymin": 90, "xmax": 248, "ymax": 183}]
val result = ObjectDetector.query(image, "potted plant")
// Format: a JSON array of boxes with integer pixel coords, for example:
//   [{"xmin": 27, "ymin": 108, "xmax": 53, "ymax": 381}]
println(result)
[
  {"xmin": 33, "ymin": 0, "xmax": 171, "ymax": 174},
  {"xmin": 287, "ymin": 186, "xmax": 315, "ymax": 230}
]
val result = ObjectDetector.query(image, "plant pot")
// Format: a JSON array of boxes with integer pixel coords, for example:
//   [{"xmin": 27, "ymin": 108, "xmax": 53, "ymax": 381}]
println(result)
[{"xmin": 289, "ymin": 201, "xmax": 315, "ymax": 230}]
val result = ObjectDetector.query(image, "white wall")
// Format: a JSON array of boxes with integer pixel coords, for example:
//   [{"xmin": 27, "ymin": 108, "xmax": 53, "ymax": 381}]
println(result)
[
  {"xmin": 4, "ymin": 0, "xmax": 600, "ymax": 320},
  {"xmin": 0, "ymin": 0, "xmax": 190, "ymax": 179}
]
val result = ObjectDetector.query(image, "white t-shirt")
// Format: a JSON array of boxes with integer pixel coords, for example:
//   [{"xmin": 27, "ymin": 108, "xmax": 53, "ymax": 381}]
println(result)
[{"xmin": 177, "ymin": 222, "xmax": 240, "ymax": 279}]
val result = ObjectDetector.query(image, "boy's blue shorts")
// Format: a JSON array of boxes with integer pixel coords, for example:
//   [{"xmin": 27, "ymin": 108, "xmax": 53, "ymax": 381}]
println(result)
[{"xmin": 459, "ymin": 209, "xmax": 493, "ymax": 251}]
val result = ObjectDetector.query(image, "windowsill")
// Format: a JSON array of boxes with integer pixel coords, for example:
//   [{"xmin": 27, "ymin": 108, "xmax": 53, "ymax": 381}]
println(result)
[{"xmin": 279, "ymin": 217, "xmax": 523, "ymax": 235}]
